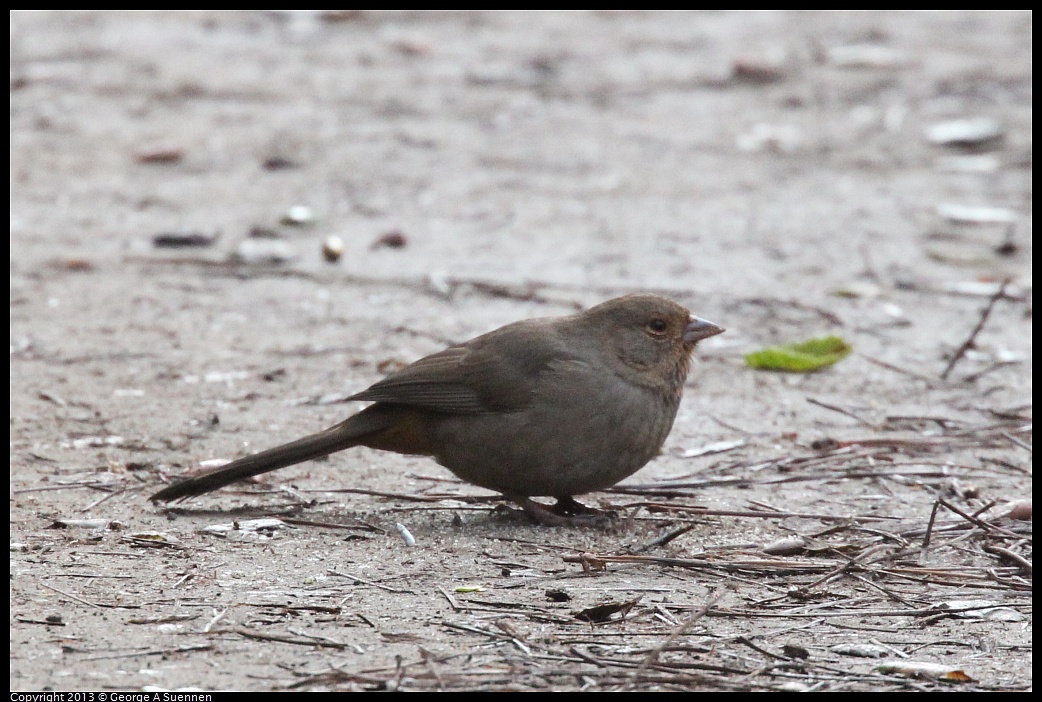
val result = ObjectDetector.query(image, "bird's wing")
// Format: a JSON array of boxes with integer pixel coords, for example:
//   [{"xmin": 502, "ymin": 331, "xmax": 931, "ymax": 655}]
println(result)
[{"xmin": 347, "ymin": 322, "xmax": 570, "ymax": 414}]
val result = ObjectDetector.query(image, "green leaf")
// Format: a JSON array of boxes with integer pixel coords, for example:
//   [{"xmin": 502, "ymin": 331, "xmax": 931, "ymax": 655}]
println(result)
[{"xmin": 745, "ymin": 336, "xmax": 852, "ymax": 372}]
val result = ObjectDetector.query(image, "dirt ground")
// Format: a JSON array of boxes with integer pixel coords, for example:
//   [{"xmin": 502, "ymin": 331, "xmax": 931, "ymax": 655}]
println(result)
[{"xmin": 9, "ymin": 10, "xmax": 1032, "ymax": 692}]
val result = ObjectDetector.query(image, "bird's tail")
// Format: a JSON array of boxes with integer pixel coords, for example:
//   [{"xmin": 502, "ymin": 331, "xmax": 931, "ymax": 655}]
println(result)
[{"xmin": 150, "ymin": 409, "xmax": 392, "ymax": 502}]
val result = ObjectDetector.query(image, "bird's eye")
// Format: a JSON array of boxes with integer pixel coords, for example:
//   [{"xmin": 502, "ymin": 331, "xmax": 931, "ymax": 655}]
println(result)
[{"xmin": 647, "ymin": 318, "xmax": 668, "ymax": 334}]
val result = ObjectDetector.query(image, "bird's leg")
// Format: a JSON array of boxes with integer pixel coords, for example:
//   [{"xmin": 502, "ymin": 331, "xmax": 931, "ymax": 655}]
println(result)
[
  {"xmin": 516, "ymin": 497, "xmax": 574, "ymax": 526},
  {"xmin": 551, "ymin": 495, "xmax": 601, "ymax": 516},
  {"xmin": 511, "ymin": 496, "xmax": 610, "ymax": 526}
]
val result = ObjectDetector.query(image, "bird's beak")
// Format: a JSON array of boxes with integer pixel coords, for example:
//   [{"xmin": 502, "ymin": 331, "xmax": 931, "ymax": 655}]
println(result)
[{"xmin": 683, "ymin": 316, "xmax": 725, "ymax": 345}]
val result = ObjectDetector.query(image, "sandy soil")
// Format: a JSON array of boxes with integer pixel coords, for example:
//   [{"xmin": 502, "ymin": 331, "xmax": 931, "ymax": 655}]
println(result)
[{"xmin": 10, "ymin": 10, "xmax": 1031, "ymax": 691}]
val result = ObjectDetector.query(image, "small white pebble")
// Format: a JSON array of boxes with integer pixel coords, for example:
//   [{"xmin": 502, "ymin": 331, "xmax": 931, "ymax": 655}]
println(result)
[
  {"xmin": 395, "ymin": 522, "xmax": 416, "ymax": 547},
  {"xmin": 322, "ymin": 235, "xmax": 344, "ymax": 263}
]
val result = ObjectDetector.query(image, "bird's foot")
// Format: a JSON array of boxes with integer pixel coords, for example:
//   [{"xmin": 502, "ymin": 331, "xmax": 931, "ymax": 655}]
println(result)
[
  {"xmin": 513, "ymin": 496, "xmax": 612, "ymax": 526},
  {"xmin": 550, "ymin": 495, "xmax": 603, "ymax": 516}
]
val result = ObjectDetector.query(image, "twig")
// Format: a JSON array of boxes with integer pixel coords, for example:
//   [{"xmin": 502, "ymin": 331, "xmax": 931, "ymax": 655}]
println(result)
[
  {"xmin": 280, "ymin": 516, "xmax": 386, "ymax": 533},
  {"xmin": 203, "ymin": 608, "xmax": 227, "ymax": 633},
  {"xmin": 630, "ymin": 525, "xmax": 696, "ymax": 553},
  {"xmin": 440, "ymin": 620, "xmax": 513, "ymax": 640},
  {"xmin": 860, "ymin": 353, "xmax": 939, "ymax": 385},
  {"xmin": 223, "ymin": 626, "xmax": 347, "ymax": 649},
  {"xmin": 806, "ymin": 397, "xmax": 877, "ymax": 428},
  {"xmin": 850, "ymin": 573, "xmax": 918, "ymax": 607},
  {"xmin": 13, "ymin": 482, "xmax": 123, "ymax": 494},
  {"xmin": 978, "ymin": 456, "xmax": 1031, "ymax": 475},
  {"xmin": 734, "ymin": 635, "xmax": 789, "ymax": 661},
  {"xmin": 619, "ymin": 503, "xmax": 898, "ymax": 523},
  {"xmin": 39, "ymin": 582, "xmax": 139, "ymax": 610},
  {"xmin": 999, "ymin": 430, "xmax": 1033, "ymax": 453},
  {"xmin": 310, "ymin": 487, "xmax": 496, "ymax": 504},
  {"xmin": 715, "ymin": 602, "xmax": 1031, "ymax": 619},
  {"xmin": 418, "ymin": 647, "xmax": 447, "ymax": 691},
  {"xmin": 940, "ymin": 278, "xmax": 1011, "ymax": 380},
  {"xmin": 708, "ymin": 414, "xmax": 758, "ymax": 435},
  {"xmin": 922, "ymin": 499, "xmax": 942, "ymax": 551},
  {"xmin": 79, "ymin": 643, "xmax": 213, "ymax": 661},
  {"xmin": 79, "ymin": 487, "xmax": 125, "ymax": 512},
  {"xmin": 962, "ymin": 361, "xmax": 1019, "ymax": 384},
  {"xmin": 937, "ymin": 498, "xmax": 1023, "ymax": 539},
  {"xmin": 437, "ymin": 586, "xmax": 461, "ymax": 612},
  {"xmin": 745, "ymin": 296, "xmax": 844, "ymax": 326},
  {"xmin": 328, "ymin": 569, "xmax": 413, "ymax": 593},
  {"xmin": 868, "ymin": 638, "xmax": 910, "ymax": 658},
  {"xmin": 632, "ymin": 590, "xmax": 724, "ymax": 680},
  {"xmin": 798, "ymin": 545, "xmax": 886, "ymax": 594},
  {"xmin": 982, "ymin": 544, "xmax": 1032, "ymax": 575}
]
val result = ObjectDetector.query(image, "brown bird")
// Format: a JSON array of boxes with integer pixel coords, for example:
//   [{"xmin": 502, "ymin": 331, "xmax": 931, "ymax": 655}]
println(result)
[{"xmin": 150, "ymin": 293, "xmax": 724, "ymax": 524}]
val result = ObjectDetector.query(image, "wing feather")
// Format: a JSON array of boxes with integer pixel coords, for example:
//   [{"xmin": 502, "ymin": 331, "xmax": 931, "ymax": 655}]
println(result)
[{"xmin": 347, "ymin": 321, "xmax": 573, "ymax": 414}]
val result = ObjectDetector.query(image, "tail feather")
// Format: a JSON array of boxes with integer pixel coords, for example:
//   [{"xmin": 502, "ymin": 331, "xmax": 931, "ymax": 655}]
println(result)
[{"xmin": 151, "ymin": 409, "xmax": 391, "ymax": 502}]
